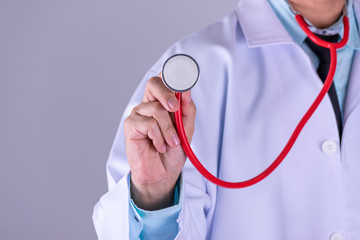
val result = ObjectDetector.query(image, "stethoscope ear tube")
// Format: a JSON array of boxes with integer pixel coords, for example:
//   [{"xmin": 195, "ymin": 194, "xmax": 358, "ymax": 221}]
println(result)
[
  {"xmin": 295, "ymin": 15, "xmax": 349, "ymax": 49},
  {"xmin": 173, "ymin": 15, "xmax": 350, "ymax": 189}
]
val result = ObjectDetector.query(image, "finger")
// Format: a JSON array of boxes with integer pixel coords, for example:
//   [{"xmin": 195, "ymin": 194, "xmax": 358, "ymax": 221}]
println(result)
[
  {"xmin": 143, "ymin": 76, "xmax": 180, "ymax": 112},
  {"xmin": 180, "ymin": 91, "xmax": 196, "ymax": 142},
  {"xmin": 134, "ymin": 102, "xmax": 180, "ymax": 147},
  {"xmin": 181, "ymin": 90, "xmax": 192, "ymax": 105},
  {"xmin": 126, "ymin": 113, "xmax": 167, "ymax": 153}
]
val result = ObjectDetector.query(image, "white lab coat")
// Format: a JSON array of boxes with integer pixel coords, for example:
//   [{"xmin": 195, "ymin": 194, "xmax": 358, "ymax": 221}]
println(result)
[{"xmin": 93, "ymin": 0, "xmax": 360, "ymax": 239}]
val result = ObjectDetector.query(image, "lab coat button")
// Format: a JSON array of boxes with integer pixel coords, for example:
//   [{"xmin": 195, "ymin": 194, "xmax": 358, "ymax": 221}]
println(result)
[
  {"xmin": 329, "ymin": 232, "xmax": 344, "ymax": 240},
  {"xmin": 322, "ymin": 140, "xmax": 337, "ymax": 155}
]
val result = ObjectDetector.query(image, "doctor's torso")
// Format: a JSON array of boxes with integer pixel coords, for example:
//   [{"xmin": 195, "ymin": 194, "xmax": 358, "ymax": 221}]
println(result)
[{"xmin": 97, "ymin": 0, "xmax": 360, "ymax": 239}]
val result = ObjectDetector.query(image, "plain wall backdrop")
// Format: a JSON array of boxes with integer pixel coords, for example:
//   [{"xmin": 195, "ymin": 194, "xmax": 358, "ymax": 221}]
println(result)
[{"xmin": 0, "ymin": 0, "xmax": 238, "ymax": 239}]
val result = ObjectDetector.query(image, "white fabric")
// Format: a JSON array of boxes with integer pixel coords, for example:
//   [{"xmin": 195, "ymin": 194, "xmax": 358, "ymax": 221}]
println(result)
[{"xmin": 93, "ymin": 0, "xmax": 360, "ymax": 239}]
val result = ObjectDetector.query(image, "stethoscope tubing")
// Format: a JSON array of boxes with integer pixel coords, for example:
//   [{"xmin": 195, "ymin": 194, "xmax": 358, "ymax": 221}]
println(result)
[{"xmin": 174, "ymin": 15, "xmax": 350, "ymax": 189}]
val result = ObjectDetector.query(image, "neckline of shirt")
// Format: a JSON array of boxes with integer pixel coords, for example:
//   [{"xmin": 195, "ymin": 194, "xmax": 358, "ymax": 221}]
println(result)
[{"xmin": 267, "ymin": 0, "xmax": 360, "ymax": 50}]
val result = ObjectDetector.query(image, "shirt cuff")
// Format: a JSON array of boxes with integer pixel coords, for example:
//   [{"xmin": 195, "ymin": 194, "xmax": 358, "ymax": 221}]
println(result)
[{"xmin": 128, "ymin": 174, "xmax": 182, "ymax": 239}]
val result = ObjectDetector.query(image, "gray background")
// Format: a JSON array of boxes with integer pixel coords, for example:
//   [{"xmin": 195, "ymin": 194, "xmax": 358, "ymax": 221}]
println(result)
[{"xmin": 0, "ymin": 0, "xmax": 238, "ymax": 239}]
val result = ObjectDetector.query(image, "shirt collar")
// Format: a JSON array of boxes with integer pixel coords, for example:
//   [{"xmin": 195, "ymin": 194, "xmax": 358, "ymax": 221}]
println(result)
[
  {"xmin": 268, "ymin": 0, "xmax": 360, "ymax": 50},
  {"xmin": 236, "ymin": 0, "xmax": 360, "ymax": 50}
]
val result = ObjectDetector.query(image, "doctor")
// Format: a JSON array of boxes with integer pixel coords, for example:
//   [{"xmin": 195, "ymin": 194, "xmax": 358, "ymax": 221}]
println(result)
[{"xmin": 93, "ymin": 0, "xmax": 360, "ymax": 239}]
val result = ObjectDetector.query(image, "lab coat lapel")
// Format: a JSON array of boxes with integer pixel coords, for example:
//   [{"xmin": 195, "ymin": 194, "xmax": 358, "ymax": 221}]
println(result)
[{"xmin": 236, "ymin": 0, "xmax": 294, "ymax": 47}]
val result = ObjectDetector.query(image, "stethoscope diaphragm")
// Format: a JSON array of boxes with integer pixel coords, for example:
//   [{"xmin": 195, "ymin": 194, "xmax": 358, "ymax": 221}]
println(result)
[{"xmin": 162, "ymin": 54, "xmax": 200, "ymax": 92}]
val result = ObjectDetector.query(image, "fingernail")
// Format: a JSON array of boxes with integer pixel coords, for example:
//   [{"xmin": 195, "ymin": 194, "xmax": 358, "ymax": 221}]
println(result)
[
  {"xmin": 171, "ymin": 133, "xmax": 180, "ymax": 146},
  {"xmin": 168, "ymin": 98, "xmax": 179, "ymax": 110}
]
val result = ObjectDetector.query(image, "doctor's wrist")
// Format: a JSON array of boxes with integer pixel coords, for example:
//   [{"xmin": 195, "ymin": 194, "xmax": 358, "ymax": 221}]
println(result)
[{"xmin": 130, "ymin": 174, "xmax": 178, "ymax": 211}]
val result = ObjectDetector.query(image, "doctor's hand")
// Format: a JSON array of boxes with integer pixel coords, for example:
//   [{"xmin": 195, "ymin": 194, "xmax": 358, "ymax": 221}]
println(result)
[{"xmin": 124, "ymin": 75, "xmax": 196, "ymax": 210}]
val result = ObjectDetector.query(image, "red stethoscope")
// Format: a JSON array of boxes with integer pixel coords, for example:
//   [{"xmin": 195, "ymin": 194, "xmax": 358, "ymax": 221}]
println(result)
[{"xmin": 162, "ymin": 10, "xmax": 350, "ymax": 189}]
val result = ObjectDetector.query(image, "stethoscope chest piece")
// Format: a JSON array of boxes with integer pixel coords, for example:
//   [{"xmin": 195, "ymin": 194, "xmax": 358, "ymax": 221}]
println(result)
[{"xmin": 162, "ymin": 54, "xmax": 200, "ymax": 92}]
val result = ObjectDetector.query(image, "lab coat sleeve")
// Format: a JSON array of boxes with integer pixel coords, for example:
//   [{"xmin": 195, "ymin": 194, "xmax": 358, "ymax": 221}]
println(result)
[
  {"xmin": 93, "ymin": 50, "xmax": 212, "ymax": 239},
  {"xmin": 92, "ymin": 173, "xmax": 131, "ymax": 240},
  {"xmin": 174, "ymin": 161, "xmax": 211, "ymax": 240}
]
